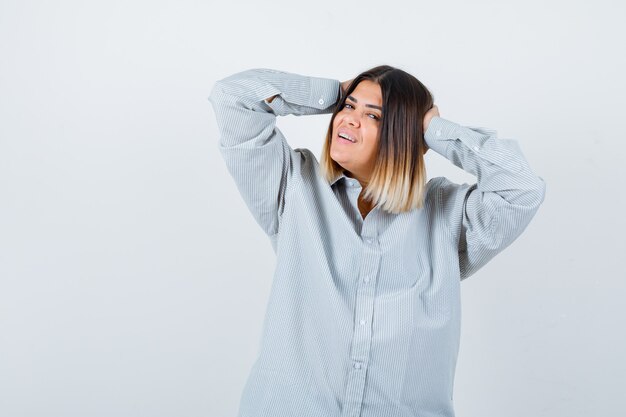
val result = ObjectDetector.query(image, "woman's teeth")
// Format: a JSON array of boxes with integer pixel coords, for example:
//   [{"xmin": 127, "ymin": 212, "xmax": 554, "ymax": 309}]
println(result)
[{"xmin": 339, "ymin": 133, "xmax": 355, "ymax": 142}]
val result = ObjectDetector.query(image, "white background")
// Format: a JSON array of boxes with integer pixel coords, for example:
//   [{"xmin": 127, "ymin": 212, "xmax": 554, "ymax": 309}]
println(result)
[{"xmin": 1, "ymin": 0, "xmax": 624, "ymax": 416}]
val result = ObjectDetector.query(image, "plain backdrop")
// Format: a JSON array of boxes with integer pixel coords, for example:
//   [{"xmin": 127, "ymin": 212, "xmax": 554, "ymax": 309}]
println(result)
[{"xmin": 1, "ymin": 0, "xmax": 625, "ymax": 416}]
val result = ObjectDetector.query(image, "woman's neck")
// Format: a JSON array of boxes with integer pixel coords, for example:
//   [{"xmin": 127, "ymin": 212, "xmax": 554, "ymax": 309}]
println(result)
[{"xmin": 345, "ymin": 170, "xmax": 369, "ymax": 188}]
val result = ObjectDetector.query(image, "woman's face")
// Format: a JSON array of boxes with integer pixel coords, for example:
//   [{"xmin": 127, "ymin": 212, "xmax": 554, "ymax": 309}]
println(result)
[{"xmin": 330, "ymin": 80, "xmax": 383, "ymax": 184}]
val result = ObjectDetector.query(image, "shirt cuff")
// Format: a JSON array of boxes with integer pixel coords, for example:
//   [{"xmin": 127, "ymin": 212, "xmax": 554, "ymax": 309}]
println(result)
[
  {"xmin": 424, "ymin": 116, "xmax": 528, "ymax": 173},
  {"xmin": 261, "ymin": 73, "xmax": 340, "ymax": 115},
  {"xmin": 425, "ymin": 116, "xmax": 500, "ymax": 156},
  {"xmin": 423, "ymin": 116, "xmax": 460, "ymax": 157},
  {"xmin": 308, "ymin": 76, "xmax": 341, "ymax": 109}
]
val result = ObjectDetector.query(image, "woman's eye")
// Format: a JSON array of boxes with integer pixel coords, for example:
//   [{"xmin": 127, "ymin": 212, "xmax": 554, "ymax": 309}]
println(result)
[{"xmin": 343, "ymin": 103, "xmax": 380, "ymax": 121}]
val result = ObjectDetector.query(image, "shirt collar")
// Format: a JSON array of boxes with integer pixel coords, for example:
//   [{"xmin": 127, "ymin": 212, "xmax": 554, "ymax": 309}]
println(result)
[
  {"xmin": 329, "ymin": 171, "xmax": 367, "ymax": 193},
  {"xmin": 329, "ymin": 170, "xmax": 349, "ymax": 187}
]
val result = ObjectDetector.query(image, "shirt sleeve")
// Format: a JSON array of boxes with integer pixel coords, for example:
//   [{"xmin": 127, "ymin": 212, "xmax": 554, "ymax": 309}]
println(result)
[
  {"xmin": 208, "ymin": 68, "xmax": 341, "ymax": 237},
  {"xmin": 424, "ymin": 116, "xmax": 546, "ymax": 280}
]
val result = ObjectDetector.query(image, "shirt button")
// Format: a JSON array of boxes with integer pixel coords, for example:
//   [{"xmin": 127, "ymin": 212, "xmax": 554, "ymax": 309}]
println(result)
[
  {"xmin": 364, "ymin": 237, "xmax": 373, "ymax": 244},
  {"xmin": 436, "ymin": 129, "xmax": 442, "ymax": 137},
  {"xmin": 353, "ymin": 362, "xmax": 362, "ymax": 369},
  {"xmin": 363, "ymin": 277, "xmax": 370, "ymax": 283},
  {"xmin": 360, "ymin": 319, "xmax": 366, "ymax": 325},
  {"xmin": 473, "ymin": 146, "xmax": 480, "ymax": 151},
  {"xmin": 318, "ymin": 98, "xmax": 324, "ymax": 105}
]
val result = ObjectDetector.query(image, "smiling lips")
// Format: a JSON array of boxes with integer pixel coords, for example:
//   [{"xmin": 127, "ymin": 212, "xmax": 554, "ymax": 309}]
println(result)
[{"xmin": 337, "ymin": 128, "xmax": 357, "ymax": 143}]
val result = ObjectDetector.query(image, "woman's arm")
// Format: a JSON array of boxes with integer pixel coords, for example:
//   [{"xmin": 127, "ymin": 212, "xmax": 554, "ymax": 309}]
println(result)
[
  {"xmin": 423, "ymin": 114, "xmax": 546, "ymax": 279},
  {"xmin": 208, "ymin": 68, "xmax": 340, "ymax": 238}
]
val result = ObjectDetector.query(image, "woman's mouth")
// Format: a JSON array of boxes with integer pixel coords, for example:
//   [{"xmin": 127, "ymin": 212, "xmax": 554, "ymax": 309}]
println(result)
[{"xmin": 336, "ymin": 132, "xmax": 356, "ymax": 144}]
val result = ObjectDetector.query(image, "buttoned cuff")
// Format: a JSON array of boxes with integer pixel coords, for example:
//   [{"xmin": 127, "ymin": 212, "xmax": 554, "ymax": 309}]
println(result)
[
  {"xmin": 308, "ymin": 77, "xmax": 341, "ymax": 110},
  {"xmin": 424, "ymin": 116, "xmax": 460, "ymax": 157},
  {"xmin": 424, "ymin": 116, "xmax": 527, "ymax": 173},
  {"xmin": 425, "ymin": 116, "xmax": 496, "ymax": 157},
  {"xmin": 261, "ymin": 73, "xmax": 340, "ymax": 115}
]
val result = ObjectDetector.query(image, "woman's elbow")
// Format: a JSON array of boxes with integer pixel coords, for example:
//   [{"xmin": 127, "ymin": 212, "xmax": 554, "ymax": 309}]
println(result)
[{"xmin": 529, "ymin": 176, "xmax": 546, "ymax": 209}]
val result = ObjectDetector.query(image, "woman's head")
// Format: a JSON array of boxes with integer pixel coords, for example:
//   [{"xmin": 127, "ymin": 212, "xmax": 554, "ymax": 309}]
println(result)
[{"xmin": 320, "ymin": 65, "xmax": 434, "ymax": 213}]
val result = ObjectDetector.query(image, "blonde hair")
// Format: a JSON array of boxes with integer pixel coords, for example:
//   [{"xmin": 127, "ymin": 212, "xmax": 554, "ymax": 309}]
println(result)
[{"xmin": 320, "ymin": 65, "xmax": 434, "ymax": 213}]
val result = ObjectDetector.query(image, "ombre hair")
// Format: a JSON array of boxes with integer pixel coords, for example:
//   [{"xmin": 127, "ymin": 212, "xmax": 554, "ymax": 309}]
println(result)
[{"xmin": 320, "ymin": 65, "xmax": 434, "ymax": 213}]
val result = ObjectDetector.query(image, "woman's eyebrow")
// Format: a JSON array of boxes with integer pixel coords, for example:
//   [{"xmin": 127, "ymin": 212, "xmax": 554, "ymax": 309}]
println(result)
[{"xmin": 347, "ymin": 95, "xmax": 383, "ymax": 111}]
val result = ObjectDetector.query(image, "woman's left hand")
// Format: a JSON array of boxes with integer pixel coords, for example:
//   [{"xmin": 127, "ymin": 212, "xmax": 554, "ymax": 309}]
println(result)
[{"xmin": 423, "ymin": 104, "xmax": 440, "ymax": 133}]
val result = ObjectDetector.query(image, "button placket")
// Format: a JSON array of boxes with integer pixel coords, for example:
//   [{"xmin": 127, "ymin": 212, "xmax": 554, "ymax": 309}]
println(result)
[
  {"xmin": 344, "ymin": 179, "xmax": 364, "ymax": 224},
  {"xmin": 341, "ymin": 218, "xmax": 380, "ymax": 416}
]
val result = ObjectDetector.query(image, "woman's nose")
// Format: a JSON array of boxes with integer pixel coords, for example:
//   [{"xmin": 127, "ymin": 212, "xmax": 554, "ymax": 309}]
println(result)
[{"xmin": 345, "ymin": 112, "xmax": 360, "ymax": 127}]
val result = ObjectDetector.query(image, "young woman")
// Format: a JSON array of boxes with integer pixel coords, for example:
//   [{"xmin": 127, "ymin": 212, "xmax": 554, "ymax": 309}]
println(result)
[{"xmin": 209, "ymin": 66, "xmax": 545, "ymax": 417}]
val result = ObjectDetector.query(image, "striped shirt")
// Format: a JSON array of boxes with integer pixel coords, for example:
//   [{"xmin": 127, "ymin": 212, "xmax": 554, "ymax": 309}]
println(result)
[{"xmin": 208, "ymin": 68, "xmax": 545, "ymax": 417}]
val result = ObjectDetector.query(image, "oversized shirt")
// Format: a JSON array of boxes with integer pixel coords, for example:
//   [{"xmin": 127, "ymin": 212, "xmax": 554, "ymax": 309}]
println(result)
[{"xmin": 208, "ymin": 68, "xmax": 546, "ymax": 417}]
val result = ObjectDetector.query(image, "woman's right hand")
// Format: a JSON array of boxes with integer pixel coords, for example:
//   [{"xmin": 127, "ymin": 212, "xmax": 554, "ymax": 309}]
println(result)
[
  {"xmin": 268, "ymin": 78, "xmax": 353, "ymax": 104},
  {"xmin": 340, "ymin": 79, "xmax": 354, "ymax": 98}
]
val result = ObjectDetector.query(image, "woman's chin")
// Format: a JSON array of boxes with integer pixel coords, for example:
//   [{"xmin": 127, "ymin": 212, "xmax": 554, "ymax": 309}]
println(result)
[
  {"xmin": 330, "ymin": 150, "xmax": 350, "ymax": 166},
  {"xmin": 330, "ymin": 157, "xmax": 349, "ymax": 170}
]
